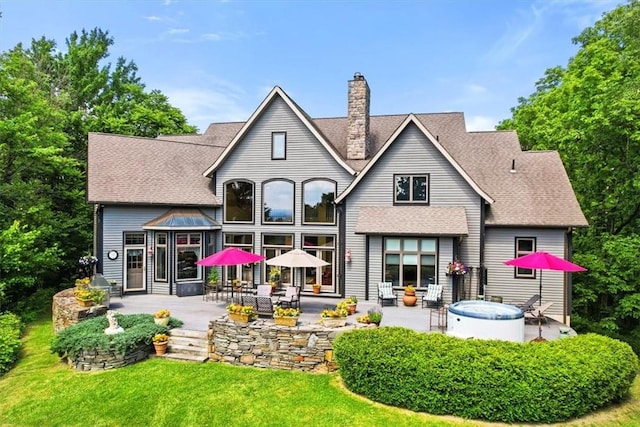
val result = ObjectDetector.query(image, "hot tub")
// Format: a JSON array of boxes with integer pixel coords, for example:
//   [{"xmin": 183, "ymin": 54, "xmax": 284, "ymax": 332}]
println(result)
[{"xmin": 447, "ymin": 300, "xmax": 525, "ymax": 342}]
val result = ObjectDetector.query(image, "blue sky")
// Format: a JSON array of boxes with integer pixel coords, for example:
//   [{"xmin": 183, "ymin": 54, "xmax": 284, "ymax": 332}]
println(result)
[{"xmin": 0, "ymin": 0, "xmax": 623, "ymax": 133}]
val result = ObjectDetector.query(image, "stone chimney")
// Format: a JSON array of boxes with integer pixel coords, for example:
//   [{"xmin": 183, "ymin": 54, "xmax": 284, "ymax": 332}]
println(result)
[{"xmin": 347, "ymin": 72, "xmax": 370, "ymax": 160}]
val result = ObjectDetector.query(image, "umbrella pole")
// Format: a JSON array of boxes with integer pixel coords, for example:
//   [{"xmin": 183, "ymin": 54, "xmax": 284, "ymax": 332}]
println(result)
[{"xmin": 538, "ymin": 270, "xmax": 543, "ymax": 339}]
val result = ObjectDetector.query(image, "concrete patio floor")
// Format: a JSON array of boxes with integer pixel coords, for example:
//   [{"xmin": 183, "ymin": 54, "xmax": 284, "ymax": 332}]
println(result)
[{"xmin": 109, "ymin": 292, "xmax": 573, "ymax": 342}]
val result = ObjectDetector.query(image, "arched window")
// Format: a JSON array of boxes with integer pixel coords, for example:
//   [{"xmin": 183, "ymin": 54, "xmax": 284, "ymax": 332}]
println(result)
[
  {"xmin": 303, "ymin": 179, "xmax": 336, "ymax": 224},
  {"xmin": 224, "ymin": 180, "xmax": 254, "ymax": 223},
  {"xmin": 263, "ymin": 179, "xmax": 294, "ymax": 223}
]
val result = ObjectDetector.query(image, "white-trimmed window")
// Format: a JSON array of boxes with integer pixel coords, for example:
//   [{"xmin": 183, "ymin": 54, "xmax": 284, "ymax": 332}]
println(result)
[
  {"xmin": 263, "ymin": 179, "xmax": 294, "ymax": 223},
  {"xmin": 394, "ymin": 174, "xmax": 429, "ymax": 203},
  {"xmin": 302, "ymin": 235, "xmax": 335, "ymax": 292},
  {"xmin": 272, "ymin": 132, "xmax": 286, "ymax": 159},
  {"xmin": 224, "ymin": 233, "xmax": 255, "ymax": 284},
  {"xmin": 514, "ymin": 237, "xmax": 536, "ymax": 278},
  {"xmin": 384, "ymin": 237, "xmax": 437, "ymax": 287},
  {"xmin": 155, "ymin": 233, "xmax": 167, "ymax": 282},
  {"xmin": 262, "ymin": 234, "xmax": 293, "ymax": 286},
  {"xmin": 224, "ymin": 180, "xmax": 254, "ymax": 223},
  {"xmin": 176, "ymin": 233, "xmax": 202, "ymax": 281},
  {"xmin": 303, "ymin": 179, "xmax": 336, "ymax": 224}
]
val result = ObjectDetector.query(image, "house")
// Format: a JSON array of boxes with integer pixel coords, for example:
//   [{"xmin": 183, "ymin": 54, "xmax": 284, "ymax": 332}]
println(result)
[{"xmin": 87, "ymin": 73, "xmax": 588, "ymax": 323}]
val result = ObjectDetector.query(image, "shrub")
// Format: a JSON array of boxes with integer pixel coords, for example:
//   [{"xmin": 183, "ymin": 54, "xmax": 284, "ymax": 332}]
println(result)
[
  {"xmin": 10, "ymin": 287, "xmax": 58, "ymax": 323},
  {"xmin": 0, "ymin": 312, "xmax": 24, "ymax": 376},
  {"xmin": 50, "ymin": 313, "xmax": 183, "ymax": 359},
  {"xmin": 334, "ymin": 327, "xmax": 639, "ymax": 423}
]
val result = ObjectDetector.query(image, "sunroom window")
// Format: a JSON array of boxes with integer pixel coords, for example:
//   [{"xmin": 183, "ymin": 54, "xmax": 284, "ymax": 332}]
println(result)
[
  {"xmin": 303, "ymin": 179, "xmax": 336, "ymax": 224},
  {"xmin": 225, "ymin": 180, "xmax": 254, "ymax": 223},
  {"xmin": 263, "ymin": 179, "xmax": 294, "ymax": 223}
]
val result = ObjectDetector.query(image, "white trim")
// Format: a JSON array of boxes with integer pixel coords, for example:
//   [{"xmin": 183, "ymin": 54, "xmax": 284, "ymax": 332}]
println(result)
[
  {"xmin": 203, "ymin": 87, "xmax": 356, "ymax": 177},
  {"xmin": 335, "ymin": 114, "xmax": 494, "ymax": 204}
]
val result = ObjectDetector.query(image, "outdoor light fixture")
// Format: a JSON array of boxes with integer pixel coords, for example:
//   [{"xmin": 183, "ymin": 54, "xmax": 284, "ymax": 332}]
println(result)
[
  {"xmin": 147, "ymin": 245, "xmax": 154, "ymax": 256},
  {"xmin": 345, "ymin": 249, "xmax": 352, "ymax": 263}
]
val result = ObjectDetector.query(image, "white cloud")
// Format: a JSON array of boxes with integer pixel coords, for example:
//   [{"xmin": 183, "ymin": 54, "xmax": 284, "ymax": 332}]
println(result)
[
  {"xmin": 167, "ymin": 28, "xmax": 190, "ymax": 35},
  {"xmin": 466, "ymin": 115, "xmax": 498, "ymax": 132},
  {"xmin": 486, "ymin": 5, "xmax": 544, "ymax": 62},
  {"xmin": 163, "ymin": 87, "xmax": 250, "ymax": 133},
  {"xmin": 466, "ymin": 84, "xmax": 488, "ymax": 95},
  {"xmin": 144, "ymin": 15, "xmax": 162, "ymax": 22}
]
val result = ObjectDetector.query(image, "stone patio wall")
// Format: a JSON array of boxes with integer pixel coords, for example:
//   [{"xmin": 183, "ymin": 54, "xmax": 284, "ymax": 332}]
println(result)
[
  {"xmin": 52, "ymin": 288, "xmax": 107, "ymax": 333},
  {"xmin": 66, "ymin": 343, "xmax": 151, "ymax": 371},
  {"xmin": 208, "ymin": 316, "xmax": 369, "ymax": 373}
]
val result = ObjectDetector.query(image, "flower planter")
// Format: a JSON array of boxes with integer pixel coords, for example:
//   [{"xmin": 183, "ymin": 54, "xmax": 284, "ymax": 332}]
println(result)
[
  {"xmin": 229, "ymin": 312, "xmax": 253, "ymax": 324},
  {"xmin": 76, "ymin": 298, "xmax": 93, "ymax": 307},
  {"xmin": 347, "ymin": 303, "xmax": 357, "ymax": 315},
  {"xmin": 274, "ymin": 316, "xmax": 299, "ymax": 327},
  {"xmin": 403, "ymin": 293, "xmax": 417, "ymax": 306},
  {"xmin": 322, "ymin": 318, "xmax": 347, "ymax": 328},
  {"xmin": 312, "ymin": 287, "xmax": 321, "ymax": 294},
  {"xmin": 154, "ymin": 317, "xmax": 169, "ymax": 326},
  {"xmin": 153, "ymin": 341, "xmax": 168, "ymax": 355}
]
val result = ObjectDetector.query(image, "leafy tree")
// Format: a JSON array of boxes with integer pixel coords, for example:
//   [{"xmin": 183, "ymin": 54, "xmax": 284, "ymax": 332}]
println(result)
[
  {"xmin": 0, "ymin": 27, "xmax": 197, "ymax": 310},
  {"xmin": 498, "ymin": 0, "xmax": 640, "ymax": 350}
]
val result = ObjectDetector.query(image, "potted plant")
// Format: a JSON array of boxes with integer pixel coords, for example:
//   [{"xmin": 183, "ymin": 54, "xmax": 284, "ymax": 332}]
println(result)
[
  {"xmin": 273, "ymin": 306, "xmax": 300, "ymax": 327},
  {"xmin": 346, "ymin": 296, "xmax": 358, "ymax": 314},
  {"xmin": 154, "ymin": 308, "xmax": 171, "ymax": 326},
  {"xmin": 312, "ymin": 283, "xmax": 322, "ymax": 294},
  {"xmin": 367, "ymin": 307, "xmax": 383, "ymax": 326},
  {"xmin": 90, "ymin": 288, "xmax": 107, "ymax": 306},
  {"xmin": 208, "ymin": 268, "xmax": 220, "ymax": 289},
  {"xmin": 226, "ymin": 303, "xmax": 256, "ymax": 324},
  {"xmin": 447, "ymin": 260, "xmax": 468, "ymax": 276},
  {"xmin": 320, "ymin": 301, "xmax": 348, "ymax": 327},
  {"xmin": 74, "ymin": 288, "xmax": 93, "ymax": 307},
  {"xmin": 403, "ymin": 284, "xmax": 417, "ymax": 306},
  {"xmin": 152, "ymin": 333, "xmax": 169, "ymax": 355}
]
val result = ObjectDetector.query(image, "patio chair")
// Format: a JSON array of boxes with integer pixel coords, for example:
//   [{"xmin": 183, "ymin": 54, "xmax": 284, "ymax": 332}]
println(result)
[
  {"xmin": 377, "ymin": 282, "xmax": 398, "ymax": 306},
  {"xmin": 525, "ymin": 302, "xmax": 554, "ymax": 324},
  {"xmin": 516, "ymin": 294, "xmax": 541, "ymax": 312},
  {"xmin": 255, "ymin": 296, "xmax": 275, "ymax": 318},
  {"xmin": 257, "ymin": 285, "xmax": 272, "ymax": 297},
  {"xmin": 422, "ymin": 284, "xmax": 443, "ymax": 308},
  {"xmin": 277, "ymin": 286, "xmax": 300, "ymax": 310}
]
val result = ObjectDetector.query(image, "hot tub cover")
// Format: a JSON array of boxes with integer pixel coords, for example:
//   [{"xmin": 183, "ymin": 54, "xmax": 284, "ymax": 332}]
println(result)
[{"xmin": 448, "ymin": 300, "xmax": 524, "ymax": 320}]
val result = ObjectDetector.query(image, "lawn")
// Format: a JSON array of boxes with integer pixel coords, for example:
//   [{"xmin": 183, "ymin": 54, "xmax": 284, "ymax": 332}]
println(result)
[{"xmin": 0, "ymin": 317, "xmax": 639, "ymax": 427}]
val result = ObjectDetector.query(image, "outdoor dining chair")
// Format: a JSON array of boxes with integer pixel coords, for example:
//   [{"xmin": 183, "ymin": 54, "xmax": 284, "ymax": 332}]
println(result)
[
  {"xmin": 377, "ymin": 282, "xmax": 398, "ymax": 306},
  {"xmin": 422, "ymin": 284, "xmax": 443, "ymax": 308},
  {"xmin": 277, "ymin": 286, "xmax": 300, "ymax": 310}
]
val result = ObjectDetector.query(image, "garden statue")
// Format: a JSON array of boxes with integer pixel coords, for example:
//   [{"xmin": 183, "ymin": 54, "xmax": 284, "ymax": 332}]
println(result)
[{"xmin": 104, "ymin": 310, "xmax": 124, "ymax": 335}]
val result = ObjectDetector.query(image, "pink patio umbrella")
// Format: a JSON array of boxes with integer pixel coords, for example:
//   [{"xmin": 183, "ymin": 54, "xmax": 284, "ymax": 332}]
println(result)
[
  {"xmin": 196, "ymin": 247, "xmax": 265, "ymax": 267},
  {"xmin": 504, "ymin": 251, "xmax": 586, "ymax": 340}
]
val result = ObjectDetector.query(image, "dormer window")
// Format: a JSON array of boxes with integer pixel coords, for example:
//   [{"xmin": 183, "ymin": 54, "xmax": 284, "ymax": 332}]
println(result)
[
  {"xmin": 394, "ymin": 174, "xmax": 429, "ymax": 204},
  {"xmin": 272, "ymin": 132, "xmax": 286, "ymax": 160}
]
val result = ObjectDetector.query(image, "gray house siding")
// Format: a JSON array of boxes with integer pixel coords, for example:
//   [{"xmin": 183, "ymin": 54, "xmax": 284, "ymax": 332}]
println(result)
[
  {"xmin": 212, "ymin": 96, "xmax": 353, "ymax": 291},
  {"xmin": 484, "ymin": 227, "xmax": 569, "ymax": 320},
  {"xmin": 343, "ymin": 123, "xmax": 483, "ymax": 302}
]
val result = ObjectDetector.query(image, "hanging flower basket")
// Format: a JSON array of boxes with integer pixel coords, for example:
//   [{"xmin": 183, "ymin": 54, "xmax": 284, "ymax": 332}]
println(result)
[{"xmin": 447, "ymin": 260, "xmax": 469, "ymax": 276}]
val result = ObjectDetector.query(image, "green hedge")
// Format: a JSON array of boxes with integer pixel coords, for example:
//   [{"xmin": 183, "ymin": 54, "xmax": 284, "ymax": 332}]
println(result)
[
  {"xmin": 50, "ymin": 313, "xmax": 183, "ymax": 358},
  {"xmin": 0, "ymin": 312, "xmax": 24, "ymax": 376},
  {"xmin": 333, "ymin": 327, "xmax": 639, "ymax": 423}
]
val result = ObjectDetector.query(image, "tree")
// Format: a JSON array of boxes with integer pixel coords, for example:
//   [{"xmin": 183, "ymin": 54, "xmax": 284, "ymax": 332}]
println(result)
[
  {"xmin": 498, "ymin": 0, "xmax": 640, "ymax": 350},
  {"xmin": 0, "ymin": 28, "xmax": 197, "ymax": 310}
]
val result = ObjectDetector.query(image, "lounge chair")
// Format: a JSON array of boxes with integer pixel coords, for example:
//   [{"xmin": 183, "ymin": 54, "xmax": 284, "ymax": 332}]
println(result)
[
  {"xmin": 525, "ymin": 302, "xmax": 554, "ymax": 323},
  {"xmin": 377, "ymin": 282, "xmax": 398, "ymax": 306},
  {"xmin": 422, "ymin": 284, "xmax": 443, "ymax": 308},
  {"xmin": 277, "ymin": 286, "xmax": 300, "ymax": 310},
  {"xmin": 516, "ymin": 294, "xmax": 541, "ymax": 312}
]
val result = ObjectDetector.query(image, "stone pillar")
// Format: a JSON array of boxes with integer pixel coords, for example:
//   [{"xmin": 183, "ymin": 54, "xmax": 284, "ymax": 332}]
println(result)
[{"xmin": 347, "ymin": 72, "xmax": 370, "ymax": 160}]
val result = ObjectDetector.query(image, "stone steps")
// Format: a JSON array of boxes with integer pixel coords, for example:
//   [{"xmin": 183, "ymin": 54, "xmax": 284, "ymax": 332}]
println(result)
[{"xmin": 162, "ymin": 328, "xmax": 209, "ymax": 363}]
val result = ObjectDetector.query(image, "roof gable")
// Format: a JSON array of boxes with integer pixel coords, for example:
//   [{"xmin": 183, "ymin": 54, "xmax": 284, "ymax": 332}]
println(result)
[
  {"xmin": 202, "ymin": 87, "xmax": 355, "ymax": 177},
  {"xmin": 335, "ymin": 114, "xmax": 494, "ymax": 204}
]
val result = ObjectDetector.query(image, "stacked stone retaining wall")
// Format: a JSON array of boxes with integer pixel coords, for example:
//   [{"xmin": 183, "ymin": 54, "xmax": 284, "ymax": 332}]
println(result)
[
  {"xmin": 67, "ymin": 343, "xmax": 151, "ymax": 371},
  {"xmin": 209, "ymin": 316, "xmax": 368, "ymax": 373},
  {"xmin": 52, "ymin": 288, "xmax": 107, "ymax": 333}
]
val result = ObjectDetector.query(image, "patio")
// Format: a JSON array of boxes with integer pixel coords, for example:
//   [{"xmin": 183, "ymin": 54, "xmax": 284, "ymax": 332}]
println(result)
[{"xmin": 109, "ymin": 292, "xmax": 573, "ymax": 341}]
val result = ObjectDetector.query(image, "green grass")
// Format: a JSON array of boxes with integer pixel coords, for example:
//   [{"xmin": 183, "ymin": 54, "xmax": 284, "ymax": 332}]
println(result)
[{"xmin": 1, "ymin": 318, "xmax": 639, "ymax": 427}]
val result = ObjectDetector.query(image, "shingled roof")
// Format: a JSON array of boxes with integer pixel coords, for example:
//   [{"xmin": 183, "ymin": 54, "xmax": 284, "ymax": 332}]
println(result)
[{"xmin": 87, "ymin": 89, "xmax": 588, "ymax": 228}]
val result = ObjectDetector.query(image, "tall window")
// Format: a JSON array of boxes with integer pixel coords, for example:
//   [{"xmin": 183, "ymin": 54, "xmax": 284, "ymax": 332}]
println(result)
[
  {"xmin": 303, "ymin": 179, "xmax": 336, "ymax": 224},
  {"xmin": 176, "ymin": 233, "xmax": 201, "ymax": 281},
  {"xmin": 515, "ymin": 237, "xmax": 536, "ymax": 278},
  {"xmin": 263, "ymin": 234, "xmax": 293, "ymax": 286},
  {"xmin": 303, "ymin": 235, "xmax": 335, "ymax": 291},
  {"xmin": 225, "ymin": 180, "xmax": 254, "ymax": 223},
  {"xmin": 224, "ymin": 233, "xmax": 255, "ymax": 283},
  {"xmin": 155, "ymin": 233, "xmax": 167, "ymax": 282},
  {"xmin": 394, "ymin": 174, "xmax": 429, "ymax": 203},
  {"xmin": 263, "ymin": 179, "xmax": 294, "ymax": 223},
  {"xmin": 272, "ymin": 132, "xmax": 286, "ymax": 159},
  {"xmin": 384, "ymin": 238, "xmax": 437, "ymax": 287}
]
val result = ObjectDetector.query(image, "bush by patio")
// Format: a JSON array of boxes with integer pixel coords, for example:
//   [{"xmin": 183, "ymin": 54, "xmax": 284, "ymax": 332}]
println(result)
[
  {"xmin": 333, "ymin": 327, "xmax": 639, "ymax": 423},
  {"xmin": 50, "ymin": 313, "xmax": 182, "ymax": 359}
]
